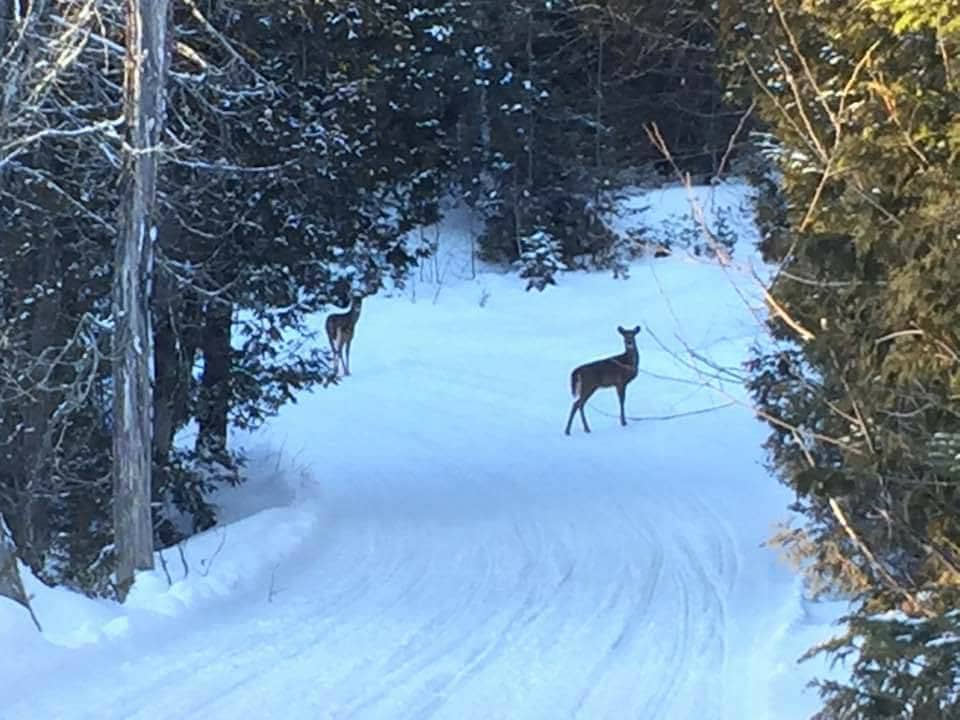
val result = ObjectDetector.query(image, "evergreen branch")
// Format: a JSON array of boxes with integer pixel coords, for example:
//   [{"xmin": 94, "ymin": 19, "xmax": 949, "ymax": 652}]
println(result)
[{"xmin": 828, "ymin": 497, "xmax": 933, "ymax": 619}]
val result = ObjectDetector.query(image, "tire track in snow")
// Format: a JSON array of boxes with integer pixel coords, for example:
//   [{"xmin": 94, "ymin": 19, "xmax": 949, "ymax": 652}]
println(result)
[
  {"xmin": 339, "ymin": 484, "xmax": 553, "ymax": 717},
  {"xmin": 568, "ymin": 503, "xmax": 666, "ymax": 718},
  {"xmin": 333, "ymin": 469, "xmax": 535, "ymax": 717},
  {"xmin": 638, "ymin": 496, "xmax": 738, "ymax": 720},
  {"xmin": 671, "ymin": 533, "xmax": 727, "ymax": 716},
  {"xmin": 411, "ymin": 524, "xmax": 606, "ymax": 719},
  {"xmin": 43, "ymin": 432, "xmax": 753, "ymax": 720}
]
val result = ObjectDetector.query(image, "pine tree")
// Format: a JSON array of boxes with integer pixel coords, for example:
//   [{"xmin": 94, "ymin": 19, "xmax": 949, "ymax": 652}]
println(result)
[
  {"xmin": 1, "ymin": 0, "xmax": 124, "ymax": 592},
  {"xmin": 0, "ymin": 0, "xmax": 460, "ymax": 594},
  {"xmin": 725, "ymin": 0, "xmax": 960, "ymax": 715},
  {"xmin": 517, "ymin": 229, "xmax": 568, "ymax": 290},
  {"xmin": 469, "ymin": 0, "xmax": 742, "ymax": 276}
]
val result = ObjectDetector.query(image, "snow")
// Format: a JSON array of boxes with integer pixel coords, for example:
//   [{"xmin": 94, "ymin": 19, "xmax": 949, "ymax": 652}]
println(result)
[
  {"xmin": 425, "ymin": 25, "xmax": 453, "ymax": 42},
  {"xmin": 1, "ymin": 182, "xmax": 842, "ymax": 719}
]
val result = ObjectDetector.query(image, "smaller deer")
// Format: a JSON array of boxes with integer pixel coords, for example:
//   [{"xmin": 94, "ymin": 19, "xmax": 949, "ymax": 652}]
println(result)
[
  {"xmin": 565, "ymin": 325, "xmax": 641, "ymax": 435},
  {"xmin": 325, "ymin": 295, "xmax": 363, "ymax": 377}
]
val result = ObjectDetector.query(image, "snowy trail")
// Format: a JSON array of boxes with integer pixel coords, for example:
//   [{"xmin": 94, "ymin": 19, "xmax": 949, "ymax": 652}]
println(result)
[
  {"xmin": 18, "ymin": 420, "xmax": 750, "ymax": 720},
  {"xmin": 3, "ymin": 188, "xmax": 833, "ymax": 720}
]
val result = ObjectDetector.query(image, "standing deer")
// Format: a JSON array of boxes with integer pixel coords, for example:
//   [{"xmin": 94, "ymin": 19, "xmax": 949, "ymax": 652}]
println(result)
[
  {"xmin": 326, "ymin": 295, "xmax": 363, "ymax": 377},
  {"xmin": 565, "ymin": 325, "xmax": 641, "ymax": 435}
]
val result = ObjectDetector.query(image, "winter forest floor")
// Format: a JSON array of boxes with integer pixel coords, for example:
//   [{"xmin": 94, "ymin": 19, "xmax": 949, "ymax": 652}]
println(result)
[{"xmin": 2, "ymin": 182, "xmax": 844, "ymax": 719}]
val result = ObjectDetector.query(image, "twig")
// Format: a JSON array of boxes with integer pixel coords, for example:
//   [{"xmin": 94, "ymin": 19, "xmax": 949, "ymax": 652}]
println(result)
[
  {"xmin": 588, "ymin": 400, "xmax": 735, "ymax": 422},
  {"xmin": 713, "ymin": 98, "xmax": 756, "ymax": 181},
  {"xmin": 267, "ymin": 563, "xmax": 281, "ymax": 603},
  {"xmin": 828, "ymin": 497, "xmax": 932, "ymax": 618},
  {"xmin": 158, "ymin": 548, "xmax": 173, "ymax": 587},
  {"xmin": 636, "ymin": 367, "xmax": 714, "ymax": 388},
  {"xmin": 200, "ymin": 529, "xmax": 226, "ymax": 578},
  {"xmin": 874, "ymin": 329, "xmax": 924, "ymax": 345},
  {"xmin": 179, "ymin": 0, "xmax": 270, "ymax": 86},
  {"xmin": 779, "ymin": 270, "xmax": 883, "ymax": 288},
  {"xmin": 25, "ymin": 596, "xmax": 43, "ymax": 633},
  {"xmin": 643, "ymin": 324, "xmax": 745, "ymax": 385},
  {"xmin": 754, "ymin": 405, "xmax": 862, "ymax": 454},
  {"xmin": 177, "ymin": 541, "xmax": 190, "ymax": 578},
  {"xmin": 760, "ymin": 281, "xmax": 815, "ymax": 342}
]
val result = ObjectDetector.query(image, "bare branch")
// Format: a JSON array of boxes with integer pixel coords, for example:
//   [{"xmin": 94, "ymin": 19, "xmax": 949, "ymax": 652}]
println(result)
[
  {"xmin": 828, "ymin": 497, "xmax": 933, "ymax": 618},
  {"xmin": 713, "ymin": 98, "xmax": 756, "ymax": 182}
]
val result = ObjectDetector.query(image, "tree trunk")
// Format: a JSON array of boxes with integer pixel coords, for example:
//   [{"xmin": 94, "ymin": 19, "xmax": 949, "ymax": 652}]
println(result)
[
  {"xmin": 113, "ymin": 0, "xmax": 171, "ymax": 600},
  {"xmin": 594, "ymin": 29, "xmax": 604, "ymax": 205},
  {"xmin": 152, "ymin": 284, "xmax": 179, "ymax": 469},
  {"xmin": 0, "ymin": 0, "xmax": 9, "ymax": 55},
  {"xmin": 17, "ymin": 234, "xmax": 60, "ymax": 571},
  {"xmin": 152, "ymin": 268, "xmax": 200, "ymax": 466},
  {"xmin": 525, "ymin": 8, "xmax": 535, "ymax": 188},
  {"xmin": 0, "ymin": 515, "xmax": 41, "ymax": 631},
  {"xmin": 196, "ymin": 301, "xmax": 232, "ymax": 460}
]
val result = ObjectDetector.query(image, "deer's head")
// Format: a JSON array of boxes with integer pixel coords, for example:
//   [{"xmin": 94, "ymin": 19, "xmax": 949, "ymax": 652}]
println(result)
[{"xmin": 617, "ymin": 325, "xmax": 641, "ymax": 349}]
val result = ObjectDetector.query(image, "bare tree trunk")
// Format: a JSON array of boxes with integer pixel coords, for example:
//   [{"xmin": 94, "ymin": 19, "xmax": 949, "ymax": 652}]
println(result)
[
  {"xmin": 0, "ymin": 515, "xmax": 41, "ymax": 631},
  {"xmin": 113, "ymin": 0, "xmax": 171, "ymax": 600}
]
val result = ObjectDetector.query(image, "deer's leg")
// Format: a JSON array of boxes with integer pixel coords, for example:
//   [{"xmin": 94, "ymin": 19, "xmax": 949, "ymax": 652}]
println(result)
[
  {"xmin": 343, "ymin": 335, "xmax": 352, "ymax": 376},
  {"xmin": 578, "ymin": 386, "xmax": 597, "ymax": 433},
  {"xmin": 330, "ymin": 329, "xmax": 344, "ymax": 377},
  {"xmin": 328, "ymin": 339, "xmax": 339, "ymax": 376},
  {"xmin": 565, "ymin": 400, "xmax": 580, "ymax": 435},
  {"xmin": 616, "ymin": 384, "xmax": 627, "ymax": 426}
]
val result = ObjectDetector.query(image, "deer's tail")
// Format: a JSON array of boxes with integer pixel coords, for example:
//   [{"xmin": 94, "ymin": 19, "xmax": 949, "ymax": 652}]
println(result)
[{"xmin": 571, "ymin": 369, "xmax": 581, "ymax": 398}]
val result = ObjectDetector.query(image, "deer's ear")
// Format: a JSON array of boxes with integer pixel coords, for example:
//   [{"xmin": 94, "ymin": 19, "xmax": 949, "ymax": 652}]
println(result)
[
  {"xmin": 634, "ymin": 325, "xmax": 641, "ymax": 334},
  {"xmin": 617, "ymin": 325, "xmax": 625, "ymax": 334}
]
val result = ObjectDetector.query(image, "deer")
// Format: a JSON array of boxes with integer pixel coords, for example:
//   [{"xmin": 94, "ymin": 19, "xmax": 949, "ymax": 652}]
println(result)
[
  {"xmin": 325, "ymin": 295, "xmax": 363, "ymax": 377},
  {"xmin": 565, "ymin": 325, "xmax": 641, "ymax": 435}
]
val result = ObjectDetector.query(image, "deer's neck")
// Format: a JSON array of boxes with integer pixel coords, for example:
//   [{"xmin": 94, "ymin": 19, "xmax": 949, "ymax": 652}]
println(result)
[{"xmin": 619, "ymin": 345, "xmax": 638, "ymax": 368}]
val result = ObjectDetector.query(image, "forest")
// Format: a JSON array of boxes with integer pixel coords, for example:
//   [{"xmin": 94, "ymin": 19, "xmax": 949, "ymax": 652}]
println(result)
[{"xmin": 2, "ymin": 0, "xmax": 959, "ymax": 717}]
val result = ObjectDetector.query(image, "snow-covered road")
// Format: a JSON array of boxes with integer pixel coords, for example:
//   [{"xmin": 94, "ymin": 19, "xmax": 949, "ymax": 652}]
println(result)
[{"xmin": 3, "ymin": 186, "xmax": 833, "ymax": 720}]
